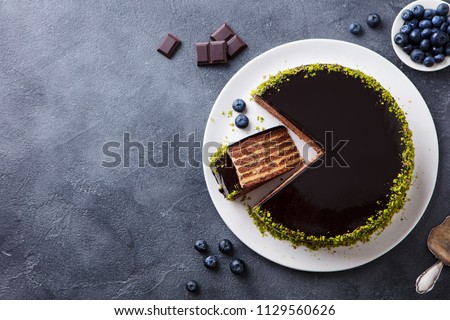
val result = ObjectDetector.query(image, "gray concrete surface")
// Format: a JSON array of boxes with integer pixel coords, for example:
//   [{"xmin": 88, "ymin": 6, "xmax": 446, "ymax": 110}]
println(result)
[{"xmin": 0, "ymin": 0, "xmax": 449, "ymax": 299}]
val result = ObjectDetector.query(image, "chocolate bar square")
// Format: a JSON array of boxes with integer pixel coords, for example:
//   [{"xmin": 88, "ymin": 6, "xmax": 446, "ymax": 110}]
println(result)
[
  {"xmin": 157, "ymin": 33, "xmax": 181, "ymax": 59},
  {"xmin": 196, "ymin": 41, "xmax": 228, "ymax": 66}
]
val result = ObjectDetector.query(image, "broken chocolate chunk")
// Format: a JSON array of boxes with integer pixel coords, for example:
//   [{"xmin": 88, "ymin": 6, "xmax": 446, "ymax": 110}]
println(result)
[
  {"xmin": 157, "ymin": 33, "xmax": 181, "ymax": 59},
  {"xmin": 210, "ymin": 23, "xmax": 247, "ymax": 59}
]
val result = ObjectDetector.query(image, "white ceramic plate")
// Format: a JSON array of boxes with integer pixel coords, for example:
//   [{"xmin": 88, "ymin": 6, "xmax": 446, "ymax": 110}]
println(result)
[
  {"xmin": 202, "ymin": 39, "xmax": 439, "ymax": 272},
  {"xmin": 391, "ymin": 0, "xmax": 450, "ymax": 72}
]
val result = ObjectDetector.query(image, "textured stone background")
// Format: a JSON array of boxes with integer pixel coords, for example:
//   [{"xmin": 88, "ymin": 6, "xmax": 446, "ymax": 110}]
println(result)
[{"xmin": 0, "ymin": 0, "xmax": 449, "ymax": 299}]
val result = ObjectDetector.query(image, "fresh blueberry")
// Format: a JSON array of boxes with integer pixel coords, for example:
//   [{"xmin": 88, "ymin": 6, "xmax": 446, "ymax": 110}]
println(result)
[
  {"xmin": 402, "ymin": 9, "xmax": 414, "ymax": 21},
  {"xmin": 409, "ymin": 29, "xmax": 422, "ymax": 44},
  {"xmin": 232, "ymin": 99, "xmax": 246, "ymax": 112},
  {"xmin": 234, "ymin": 114, "xmax": 249, "ymax": 129},
  {"xmin": 421, "ymin": 28, "xmax": 433, "ymax": 39},
  {"xmin": 423, "ymin": 9, "xmax": 436, "ymax": 20},
  {"xmin": 447, "ymin": 24, "xmax": 450, "ymax": 35},
  {"xmin": 204, "ymin": 255, "xmax": 219, "ymax": 269},
  {"xmin": 440, "ymin": 22, "xmax": 449, "ymax": 32},
  {"xmin": 394, "ymin": 32, "xmax": 409, "ymax": 46},
  {"xmin": 430, "ymin": 31, "xmax": 449, "ymax": 46},
  {"xmin": 194, "ymin": 239, "xmax": 208, "ymax": 253},
  {"xmin": 432, "ymin": 46, "xmax": 444, "ymax": 55},
  {"xmin": 402, "ymin": 44, "xmax": 414, "ymax": 54},
  {"xmin": 218, "ymin": 239, "xmax": 233, "ymax": 254},
  {"xmin": 446, "ymin": 43, "xmax": 450, "ymax": 56},
  {"xmin": 367, "ymin": 13, "xmax": 381, "ymax": 28},
  {"xmin": 401, "ymin": 24, "xmax": 413, "ymax": 34},
  {"xmin": 434, "ymin": 53, "xmax": 445, "ymax": 63},
  {"xmin": 419, "ymin": 19, "xmax": 433, "ymax": 29},
  {"xmin": 229, "ymin": 259, "xmax": 246, "ymax": 275},
  {"xmin": 349, "ymin": 22, "xmax": 362, "ymax": 35},
  {"xmin": 186, "ymin": 280, "xmax": 199, "ymax": 293},
  {"xmin": 447, "ymin": 16, "xmax": 450, "ymax": 25},
  {"xmin": 423, "ymin": 56, "xmax": 435, "ymax": 67},
  {"xmin": 407, "ymin": 19, "xmax": 420, "ymax": 29},
  {"xmin": 431, "ymin": 27, "xmax": 440, "ymax": 33},
  {"xmin": 412, "ymin": 5, "xmax": 425, "ymax": 18},
  {"xmin": 410, "ymin": 49, "xmax": 425, "ymax": 63},
  {"xmin": 420, "ymin": 39, "xmax": 431, "ymax": 51},
  {"xmin": 436, "ymin": 3, "xmax": 449, "ymax": 16},
  {"xmin": 432, "ymin": 15, "xmax": 444, "ymax": 27}
]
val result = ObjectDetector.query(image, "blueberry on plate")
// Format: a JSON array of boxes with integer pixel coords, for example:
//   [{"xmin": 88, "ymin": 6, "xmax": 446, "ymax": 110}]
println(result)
[
  {"xmin": 229, "ymin": 259, "xmax": 246, "ymax": 275},
  {"xmin": 232, "ymin": 99, "xmax": 246, "ymax": 112},
  {"xmin": 419, "ymin": 19, "xmax": 433, "ymax": 29},
  {"xmin": 194, "ymin": 239, "xmax": 208, "ymax": 253},
  {"xmin": 235, "ymin": 114, "xmax": 249, "ymax": 129},
  {"xmin": 394, "ymin": 32, "xmax": 409, "ymax": 46},
  {"xmin": 432, "ymin": 46, "xmax": 444, "ymax": 55},
  {"xmin": 430, "ymin": 31, "xmax": 449, "ymax": 47},
  {"xmin": 423, "ymin": 56, "xmax": 435, "ymax": 67},
  {"xmin": 420, "ymin": 39, "xmax": 431, "ymax": 51},
  {"xmin": 204, "ymin": 255, "xmax": 219, "ymax": 269},
  {"xmin": 218, "ymin": 239, "xmax": 233, "ymax": 254},
  {"xmin": 349, "ymin": 22, "xmax": 362, "ymax": 35},
  {"xmin": 401, "ymin": 9, "xmax": 414, "ymax": 21},
  {"xmin": 402, "ymin": 44, "xmax": 414, "ymax": 54},
  {"xmin": 367, "ymin": 13, "xmax": 381, "ymax": 28},
  {"xmin": 423, "ymin": 9, "xmax": 436, "ymax": 20},
  {"xmin": 440, "ymin": 22, "xmax": 449, "ymax": 32},
  {"xmin": 407, "ymin": 19, "xmax": 420, "ymax": 29},
  {"xmin": 410, "ymin": 49, "xmax": 425, "ymax": 63},
  {"xmin": 434, "ymin": 53, "xmax": 445, "ymax": 63},
  {"xmin": 436, "ymin": 3, "xmax": 449, "ymax": 16},
  {"xmin": 447, "ymin": 24, "xmax": 450, "ymax": 35},
  {"xmin": 447, "ymin": 16, "xmax": 450, "ymax": 25},
  {"xmin": 412, "ymin": 4, "xmax": 425, "ymax": 18},
  {"xmin": 421, "ymin": 28, "xmax": 433, "ymax": 39},
  {"xmin": 186, "ymin": 280, "xmax": 199, "ymax": 293},
  {"xmin": 432, "ymin": 15, "xmax": 444, "ymax": 27},
  {"xmin": 446, "ymin": 43, "xmax": 450, "ymax": 56},
  {"xmin": 409, "ymin": 29, "xmax": 422, "ymax": 44},
  {"xmin": 401, "ymin": 24, "xmax": 413, "ymax": 34}
]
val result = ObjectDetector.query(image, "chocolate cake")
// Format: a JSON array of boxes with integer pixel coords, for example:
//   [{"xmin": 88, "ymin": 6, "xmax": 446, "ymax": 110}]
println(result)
[
  {"xmin": 248, "ymin": 64, "xmax": 414, "ymax": 249},
  {"xmin": 210, "ymin": 126, "xmax": 319, "ymax": 200}
]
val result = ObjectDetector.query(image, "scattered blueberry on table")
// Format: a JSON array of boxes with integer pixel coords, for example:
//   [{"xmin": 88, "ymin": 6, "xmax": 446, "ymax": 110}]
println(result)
[
  {"xmin": 394, "ymin": 3, "xmax": 450, "ymax": 67},
  {"xmin": 349, "ymin": 22, "xmax": 362, "ymax": 35},
  {"xmin": 229, "ymin": 259, "xmax": 246, "ymax": 275},
  {"xmin": 204, "ymin": 255, "xmax": 219, "ymax": 269},
  {"xmin": 194, "ymin": 239, "xmax": 208, "ymax": 253},
  {"xmin": 232, "ymin": 99, "xmax": 246, "ymax": 112},
  {"xmin": 186, "ymin": 280, "xmax": 199, "ymax": 293},
  {"xmin": 219, "ymin": 239, "xmax": 233, "ymax": 254},
  {"xmin": 367, "ymin": 13, "xmax": 381, "ymax": 28},
  {"xmin": 235, "ymin": 114, "xmax": 249, "ymax": 129}
]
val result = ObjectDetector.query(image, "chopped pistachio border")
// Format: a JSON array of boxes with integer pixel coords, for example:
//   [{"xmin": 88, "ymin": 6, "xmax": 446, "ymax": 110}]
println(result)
[{"xmin": 249, "ymin": 64, "xmax": 415, "ymax": 250}]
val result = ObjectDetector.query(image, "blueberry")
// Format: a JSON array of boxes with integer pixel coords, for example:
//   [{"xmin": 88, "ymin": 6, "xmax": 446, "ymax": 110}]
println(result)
[
  {"xmin": 421, "ymin": 28, "xmax": 433, "ymax": 39},
  {"xmin": 423, "ymin": 9, "xmax": 436, "ymax": 20},
  {"xmin": 229, "ymin": 259, "xmax": 246, "ymax": 275},
  {"xmin": 234, "ymin": 114, "xmax": 249, "ymax": 129},
  {"xmin": 447, "ymin": 16, "xmax": 450, "ymax": 25},
  {"xmin": 436, "ymin": 3, "xmax": 449, "ymax": 16},
  {"xmin": 394, "ymin": 32, "xmax": 409, "ymax": 46},
  {"xmin": 432, "ymin": 15, "xmax": 444, "ymax": 27},
  {"xmin": 432, "ymin": 27, "xmax": 440, "ymax": 34},
  {"xmin": 218, "ymin": 239, "xmax": 233, "ymax": 254},
  {"xmin": 407, "ymin": 19, "xmax": 420, "ymax": 29},
  {"xmin": 349, "ymin": 22, "xmax": 362, "ymax": 35},
  {"xmin": 401, "ymin": 24, "xmax": 413, "ymax": 34},
  {"xmin": 440, "ymin": 22, "xmax": 449, "ymax": 32},
  {"xmin": 204, "ymin": 255, "xmax": 219, "ymax": 269},
  {"xmin": 430, "ymin": 31, "xmax": 449, "ymax": 46},
  {"xmin": 410, "ymin": 49, "xmax": 425, "ymax": 63},
  {"xmin": 402, "ymin": 44, "xmax": 414, "ymax": 54},
  {"xmin": 194, "ymin": 239, "xmax": 208, "ymax": 253},
  {"xmin": 432, "ymin": 46, "xmax": 444, "ymax": 55},
  {"xmin": 232, "ymin": 99, "xmax": 246, "ymax": 112},
  {"xmin": 419, "ymin": 19, "xmax": 432, "ymax": 29},
  {"xmin": 447, "ymin": 24, "xmax": 450, "ymax": 35},
  {"xmin": 409, "ymin": 29, "xmax": 422, "ymax": 44},
  {"xmin": 402, "ymin": 9, "xmax": 414, "ymax": 21},
  {"xmin": 434, "ymin": 53, "xmax": 445, "ymax": 63},
  {"xmin": 186, "ymin": 280, "xmax": 199, "ymax": 293},
  {"xmin": 367, "ymin": 13, "xmax": 381, "ymax": 28},
  {"xmin": 412, "ymin": 5, "xmax": 425, "ymax": 18},
  {"xmin": 423, "ymin": 56, "xmax": 435, "ymax": 67},
  {"xmin": 420, "ymin": 39, "xmax": 431, "ymax": 51},
  {"xmin": 446, "ymin": 43, "xmax": 450, "ymax": 56}
]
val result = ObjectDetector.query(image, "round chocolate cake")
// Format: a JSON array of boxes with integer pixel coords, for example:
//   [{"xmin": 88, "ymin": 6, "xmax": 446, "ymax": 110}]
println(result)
[{"xmin": 250, "ymin": 64, "xmax": 414, "ymax": 249}]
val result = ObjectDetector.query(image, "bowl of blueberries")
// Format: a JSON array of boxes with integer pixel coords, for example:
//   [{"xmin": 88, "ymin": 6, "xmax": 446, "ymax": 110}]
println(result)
[{"xmin": 391, "ymin": 0, "xmax": 450, "ymax": 71}]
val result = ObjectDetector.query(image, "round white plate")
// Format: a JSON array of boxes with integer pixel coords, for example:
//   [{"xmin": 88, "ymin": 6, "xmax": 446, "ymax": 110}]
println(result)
[
  {"xmin": 202, "ymin": 39, "xmax": 439, "ymax": 272},
  {"xmin": 391, "ymin": 0, "xmax": 450, "ymax": 72}
]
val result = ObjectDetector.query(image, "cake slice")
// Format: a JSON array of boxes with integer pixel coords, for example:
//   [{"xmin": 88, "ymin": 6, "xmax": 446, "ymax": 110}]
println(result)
[{"xmin": 210, "ymin": 126, "xmax": 305, "ymax": 200}]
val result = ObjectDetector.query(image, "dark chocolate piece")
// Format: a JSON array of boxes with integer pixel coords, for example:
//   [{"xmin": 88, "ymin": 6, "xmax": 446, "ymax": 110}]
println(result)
[
  {"xmin": 210, "ymin": 23, "xmax": 247, "ymax": 59},
  {"xmin": 196, "ymin": 41, "xmax": 228, "ymax": 66},
  {"xmin": 157, "ymin": 33, "xmax": 181, "ymax": 59}
]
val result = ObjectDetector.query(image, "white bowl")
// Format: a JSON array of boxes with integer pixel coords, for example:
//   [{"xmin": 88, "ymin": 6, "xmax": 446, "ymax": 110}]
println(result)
[{"xmin": 391, "ymin": 0, "xmax": 450, "ymax": 71}]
